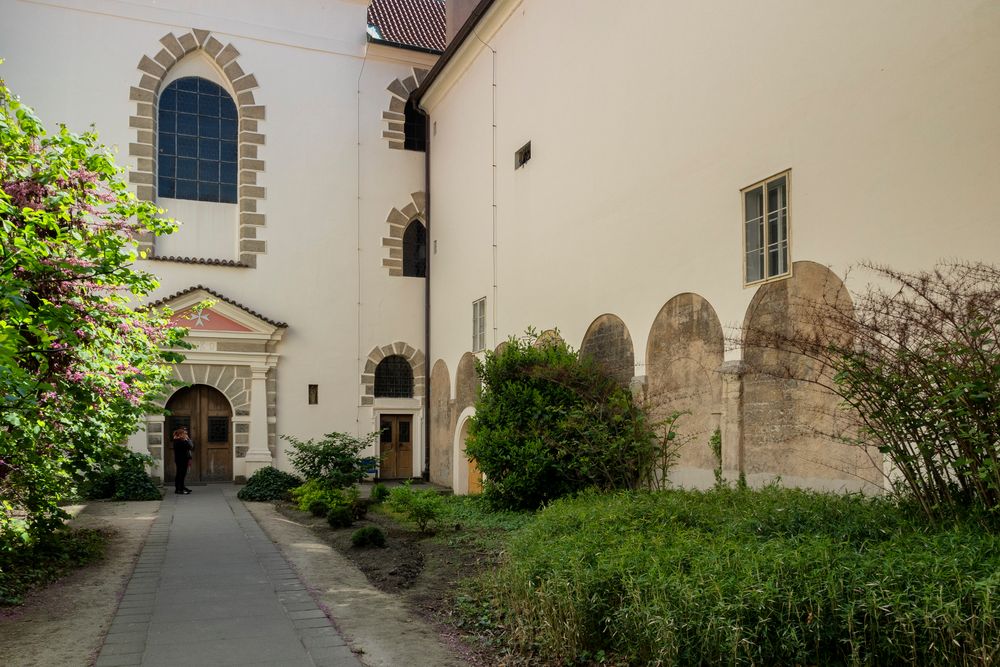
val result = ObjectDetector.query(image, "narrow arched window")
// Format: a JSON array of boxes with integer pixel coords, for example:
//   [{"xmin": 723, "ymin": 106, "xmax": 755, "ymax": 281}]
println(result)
[
  {"xmin": 402, "ymin": 220, "xmax": 427, "ymax": 277},
  {"xmin": 403, "ymin": 93, "xmax": 426, "ymax": 152},
  {"xmin": 158, "ymin": 77, "xmax": 238, "ymax": 203},
  {"xmin": 374, "ymin": 355, "xmax": 414, "ymax": 398}
]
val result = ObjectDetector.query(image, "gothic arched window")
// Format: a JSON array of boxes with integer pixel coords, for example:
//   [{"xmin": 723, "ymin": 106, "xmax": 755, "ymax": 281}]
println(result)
[
  {"xmin": 158, "ymin": 77, "xmax": 238, "ymax": 203},
  {"xmin": 402, "ymin": 220, "xmax": 427, "ymax": 277},
  {"xmin": 374, "ymin": 355, "xmax": 414, "ymax": 398}
]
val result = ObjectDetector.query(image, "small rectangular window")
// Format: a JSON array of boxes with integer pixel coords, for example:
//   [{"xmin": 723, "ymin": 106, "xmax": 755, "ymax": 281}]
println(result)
[
  {"xmin": 308, "ymin": 384, "xmax": 318, "ymax": 405},
  {"xmin": 515, "ymin": 141, "xmax": 531, "ymax": 169},
  {"xmin": 472, "ymin": 298, "xmax": 487, "ymax": 352},
  {"xmin": 743, "ymin": 171, "xmax": 790, "ymax": 285}
]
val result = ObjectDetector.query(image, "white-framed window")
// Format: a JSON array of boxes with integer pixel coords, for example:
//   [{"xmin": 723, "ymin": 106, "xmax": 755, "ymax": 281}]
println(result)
[
  {"xmin": 743, "ymin": 171, "xmax": 790, "ymax": 285},
  {"xmin": 472, "ymin": 297, "xmax": 487, "ymax": 352}
]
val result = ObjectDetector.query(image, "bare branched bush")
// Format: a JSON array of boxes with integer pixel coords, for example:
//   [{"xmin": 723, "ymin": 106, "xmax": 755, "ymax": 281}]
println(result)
[{"xmin": 739, "ymin": 261, "xmax": 1000, "ymax": 520}]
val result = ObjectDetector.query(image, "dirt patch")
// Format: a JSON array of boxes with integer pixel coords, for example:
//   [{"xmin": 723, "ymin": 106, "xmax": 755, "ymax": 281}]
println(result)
[
  {"xmin": 0, "ymin": 501, "xmax": 158, "ymax": 667},
  {"xmin": 273, "ymin": 502, "xmax": 501, "ymax": 665}
]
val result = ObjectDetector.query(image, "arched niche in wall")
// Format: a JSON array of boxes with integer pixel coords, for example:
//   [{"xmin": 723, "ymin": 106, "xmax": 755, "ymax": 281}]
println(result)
[
  {"xmin": 646, "ymin": 293, "xmax": 724, "ymax": 478},
  {"xmin": 741, "ymin": 261, "xmax": 879, "ymax": 490},
  {"xmin": 579, "ymin": 314, "xmax": 635, "ymax": 387},
  {"xmin": 451, "ymin": 406, "xmax": 480, "ymax": 496}
]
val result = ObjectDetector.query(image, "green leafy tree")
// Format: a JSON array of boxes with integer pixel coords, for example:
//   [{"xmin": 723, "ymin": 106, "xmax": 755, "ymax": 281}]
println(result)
[
  {"xmin": 0, "ymin": 71, "xmax": 184, "ymax": 546},
  {"xmin": 467, "ymin": 330, "xmax": 659, "ymax": 509}
]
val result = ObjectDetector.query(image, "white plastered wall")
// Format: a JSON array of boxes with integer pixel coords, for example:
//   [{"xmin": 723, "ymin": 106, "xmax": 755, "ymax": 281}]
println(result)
[
  {"xmin": 2, "ymin": 0, "xmax": 433, "ymax": 475},
  {"xmin": 423, "ymin": 0, "xmax": 1000, "ymax": 488}
]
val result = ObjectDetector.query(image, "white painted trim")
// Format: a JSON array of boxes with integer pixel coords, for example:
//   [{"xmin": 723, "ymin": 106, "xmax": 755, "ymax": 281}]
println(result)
[{"xmin": 366, "ymin": 42, "xmax": 439, "ymax": 69}]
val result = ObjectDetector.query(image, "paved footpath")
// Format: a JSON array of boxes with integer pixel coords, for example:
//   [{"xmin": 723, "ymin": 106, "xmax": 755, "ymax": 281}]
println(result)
[{"xmin": 94, "ymin": 485, "xmax": 362, "ymax": 667}]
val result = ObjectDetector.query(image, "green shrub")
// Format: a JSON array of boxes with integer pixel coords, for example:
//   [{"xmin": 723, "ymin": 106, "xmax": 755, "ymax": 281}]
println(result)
[
  {"xmin": 370, "ymin": 482, "xmax": 390, "ymax": 503},
  {"xmin": 0, "ymin": 527, "xmax": 106, "ymax": 605},
  {"xmin": 387, "ymin": 483, "xmax": 445, "ymax": 533},
  {"xmin": 282, "ymin": 431, "xmax": 378, "ymax": 488},
  {"xmin": 307, "ymin": 499, "xmax": 329, "ymax": 517},
  {"xmin": 326, "ymin": 504, "xmax": 353, "ymax": 529},
  {"xmin": 291, "ymin": 479, "xmax": 344, "ymax": 512},
  {"xmin": 77, "ymin": 446, "xmax": 161, "ymax": 501},
  {"xmin": 351, "ymin": 526, "xmax": 386, "ymax": 548},
  {"xmin": 471, "ymin": 487, "xmax": 1000, "ymax": 666},
  {"xmin": 237, "ymin": 467, "xmax": 303, "ymax": 502},
  {"xmin": 467, "ymin": 329, "xmax": 659, "ymax": 509}
]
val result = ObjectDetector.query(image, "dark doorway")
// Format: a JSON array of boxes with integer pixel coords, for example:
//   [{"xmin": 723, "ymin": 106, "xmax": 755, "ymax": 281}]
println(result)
[{"xmin": 165, "ymin": 384, "xmax": 233, "ymax": 483}]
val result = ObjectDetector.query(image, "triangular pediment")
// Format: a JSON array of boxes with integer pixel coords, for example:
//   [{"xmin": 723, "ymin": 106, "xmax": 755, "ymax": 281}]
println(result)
[{"xmin": 152, "ymin": 285, "xmax": 287, "ymax": 339}]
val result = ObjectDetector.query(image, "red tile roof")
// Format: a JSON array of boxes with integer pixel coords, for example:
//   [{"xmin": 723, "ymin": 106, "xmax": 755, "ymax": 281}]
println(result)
[{"xmin": 368, "ymin": 0, "xmax": 446, "ymax": 53}]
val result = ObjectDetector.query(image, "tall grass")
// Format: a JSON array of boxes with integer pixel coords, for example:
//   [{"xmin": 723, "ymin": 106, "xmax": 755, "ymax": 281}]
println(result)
[{"xmin": 473, "ymin": 488, "xmax": 1000, "ymax": 665}]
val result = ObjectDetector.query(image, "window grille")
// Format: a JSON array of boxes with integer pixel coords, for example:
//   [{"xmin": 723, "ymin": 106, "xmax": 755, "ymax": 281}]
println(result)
[
  {"xmin": 158, "ymin": 77, "xmax": 238, "ymax": 203},
  {"xmin": 207, "ymin": 416, "xmax": 228, "ymax": 443},
  {"xmin": 374, "ymin": 355, "xmax": 414, "ymax": 398}
]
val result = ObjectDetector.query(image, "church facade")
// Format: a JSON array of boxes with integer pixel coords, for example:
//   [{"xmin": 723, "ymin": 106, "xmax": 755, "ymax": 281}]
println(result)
[{"xmin": 3, "ymin": 0, "xmax": 999, "ymax": 493}]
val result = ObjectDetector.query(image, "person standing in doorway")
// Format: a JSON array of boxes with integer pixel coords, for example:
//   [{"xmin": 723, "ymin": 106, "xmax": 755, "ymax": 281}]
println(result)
[{"xmin": 172, "ymin": 426, "xmax": 194, "ymax": 494}]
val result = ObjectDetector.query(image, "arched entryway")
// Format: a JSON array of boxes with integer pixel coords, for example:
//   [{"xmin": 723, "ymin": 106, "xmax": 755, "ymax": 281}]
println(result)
[
  {"xmin": 165, "ymin": 384, "xmax": 233, "ymax": 483},
  {"xmin": 460, "ymin": 419, "xmax": 482, "ymax": 495}
]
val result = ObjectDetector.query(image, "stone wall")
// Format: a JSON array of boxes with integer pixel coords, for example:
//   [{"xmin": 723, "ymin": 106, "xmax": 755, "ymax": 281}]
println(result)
[
  {"xmin": 646, "ymin": 293, "xmax": 724, "ymax": 477},
  {"xmin": 579, "ymin": 314, "xmax": 635, "ymax": 387},
  {"xmin": 741, "ymin": 262, "xmax": 881, "ymax": 491},
  {"xmin": 428, "ymin": 359, "xmax": 452, "ymax": 486}
]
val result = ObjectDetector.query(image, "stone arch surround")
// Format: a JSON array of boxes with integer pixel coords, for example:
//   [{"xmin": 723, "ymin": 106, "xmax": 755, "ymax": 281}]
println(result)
[
  {"xmin": 381, "ymin": 192, "xmax": 426, "ymax": 276},
  {"xmin": 381, "ymin": 68, "xmax": 430, "ymax": 150},
  {"xmin": 143, "ymin": 363, "xmax": 277, "ymax": 468},
  {"xmin": 129, "ymin": 29, "xmax": 267, "ymax": 267},
  {"xmin": 361, "ymin": 342, "xmax": 425, "ymax": 406}
]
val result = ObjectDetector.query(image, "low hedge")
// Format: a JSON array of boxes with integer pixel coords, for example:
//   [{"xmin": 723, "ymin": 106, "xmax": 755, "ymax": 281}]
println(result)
[
  {"xmin": 237, "ymin": 467, "xmax": 302, "ymax": 502},
  {"xmin": 473, "ymin": 487, "xmax": 1000, "ymax": 665}
]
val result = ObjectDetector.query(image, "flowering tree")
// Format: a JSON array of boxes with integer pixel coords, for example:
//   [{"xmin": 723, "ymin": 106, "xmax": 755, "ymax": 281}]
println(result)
[{"xmin": 0, "ymin": 72, "xmax": 185, "ymax": 546}]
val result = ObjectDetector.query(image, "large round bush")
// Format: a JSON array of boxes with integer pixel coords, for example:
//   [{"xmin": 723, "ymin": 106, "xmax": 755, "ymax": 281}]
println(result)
[{"xmin": 466, "ymin": 331, "xmax": 657, "ymax": 509}]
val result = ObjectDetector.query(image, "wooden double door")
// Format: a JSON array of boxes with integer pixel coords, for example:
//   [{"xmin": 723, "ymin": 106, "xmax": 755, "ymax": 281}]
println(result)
[
  {"xmin": 165, "ymin": 384, "xmax": 233, "ymax": 483},
  {"xmin": 379, "ymin": 414, "xmax": 413, "ymax": 479}
]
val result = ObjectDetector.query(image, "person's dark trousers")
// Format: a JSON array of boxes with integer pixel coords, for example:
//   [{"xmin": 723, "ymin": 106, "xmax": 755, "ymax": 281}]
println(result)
[{"xmin": 174, "ymin": 455, "xmax": 188, "ymax": 493}]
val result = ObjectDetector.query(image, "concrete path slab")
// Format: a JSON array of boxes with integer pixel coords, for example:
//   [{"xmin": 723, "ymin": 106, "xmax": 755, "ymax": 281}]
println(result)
[{"xmin": 94, "ymin": 486, "xmax": 361, "ymax": 667}]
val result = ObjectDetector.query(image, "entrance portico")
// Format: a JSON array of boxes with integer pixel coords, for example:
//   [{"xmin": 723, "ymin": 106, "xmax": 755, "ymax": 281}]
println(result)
[{"xmin": 142, "ymin": 286, "xmax": 286, "ymax": 481}]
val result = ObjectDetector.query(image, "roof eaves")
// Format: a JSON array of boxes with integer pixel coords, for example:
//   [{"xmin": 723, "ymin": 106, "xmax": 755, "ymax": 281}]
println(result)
[
  {"xmin": 367, "ymin": 34, "xmax": 443, "ymax": 56},
  {"xmin": 413, "ymin": 0, "xmax": 498, "ymax": 106}
]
